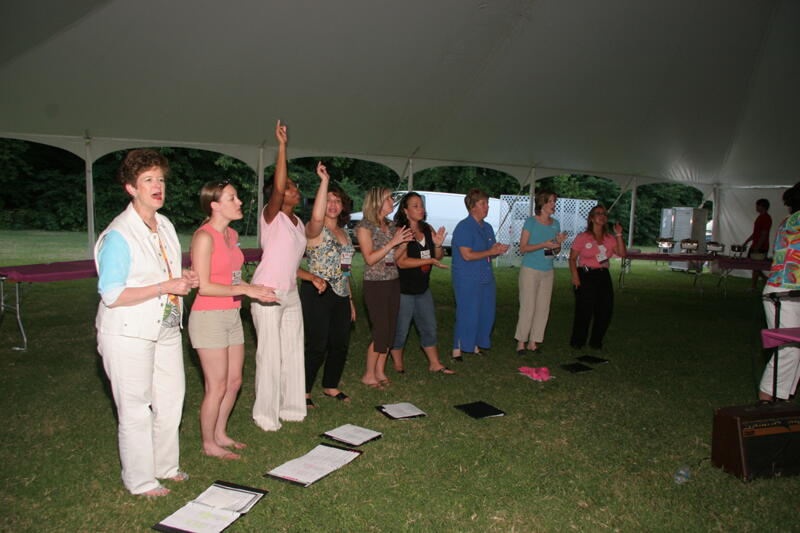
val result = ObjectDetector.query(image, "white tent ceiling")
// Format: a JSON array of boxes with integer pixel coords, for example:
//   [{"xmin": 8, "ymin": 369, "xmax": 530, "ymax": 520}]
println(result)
[{"xmin": 1, "ymin": 0, "xmax": 798, "ymax": 189}]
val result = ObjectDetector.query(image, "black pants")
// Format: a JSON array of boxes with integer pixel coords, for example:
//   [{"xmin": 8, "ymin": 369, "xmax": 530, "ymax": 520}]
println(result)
[
  {"xmin": 300, "ymin": 280, "xmax": 352, "ymax": 392},
  {"xmin": 570, "ymin": 268, "xmax": 613, "ymax": 350}
]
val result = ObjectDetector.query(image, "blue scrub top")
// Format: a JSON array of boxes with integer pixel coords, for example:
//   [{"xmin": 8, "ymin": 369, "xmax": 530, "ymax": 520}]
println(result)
[{"xmin": 452, "ymin": 215, "xmax": 496, "ymax": 283}]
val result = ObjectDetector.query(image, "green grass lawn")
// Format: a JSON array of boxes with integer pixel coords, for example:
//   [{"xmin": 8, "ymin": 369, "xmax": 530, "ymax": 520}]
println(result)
[{"xmin": 1, "ymin": 231, "xmax": 798, "ymax": 532}]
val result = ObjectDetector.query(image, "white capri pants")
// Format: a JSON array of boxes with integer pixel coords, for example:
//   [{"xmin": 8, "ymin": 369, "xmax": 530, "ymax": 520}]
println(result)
[
  {"xmin": 98, "ymin": 326, "xmax": 185, "ymax": 494},
  {"xmin": 251, "ymin": 288, "xmax": 306, "ymax": 431},
  {"xmin": 761, "ymin": 286, "xmax": 800, "ymax": 399}
]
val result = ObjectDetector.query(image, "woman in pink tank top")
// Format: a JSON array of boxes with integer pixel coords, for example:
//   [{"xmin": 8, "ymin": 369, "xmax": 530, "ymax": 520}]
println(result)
[{"xmin": 189, "ymin": 181, "xmax": 276, "ymax": 459}]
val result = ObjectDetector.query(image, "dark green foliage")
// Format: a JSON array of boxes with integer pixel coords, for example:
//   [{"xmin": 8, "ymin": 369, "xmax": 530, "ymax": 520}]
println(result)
[{"xmin": 0, "ymin": 139, "xmax": 707, "ymax": 245}]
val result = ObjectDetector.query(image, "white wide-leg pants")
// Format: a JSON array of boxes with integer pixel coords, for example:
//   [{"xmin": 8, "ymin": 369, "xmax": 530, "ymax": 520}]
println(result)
[
  {"xmin": 761, "ymin": 286, "xmax": 800, "ymax": 399},
  {"xmin": 98, "ymin": 326, "xmax": 185, "ymax": 494},
  {"xmin": 251, "ymin": 288, "xmax": 306, "ymax": 431}
]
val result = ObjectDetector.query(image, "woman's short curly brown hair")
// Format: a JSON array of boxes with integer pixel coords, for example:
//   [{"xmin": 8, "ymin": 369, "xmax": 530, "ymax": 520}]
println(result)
[{"xmin": 117, "ymin": 149, "xmax": 169, "ymax": 193}]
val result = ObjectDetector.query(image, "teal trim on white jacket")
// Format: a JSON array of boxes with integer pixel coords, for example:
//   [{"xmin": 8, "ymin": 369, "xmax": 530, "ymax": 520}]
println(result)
[{"xmin": 94, "ymin": 203, "xmax": 183, "ymax": 341}]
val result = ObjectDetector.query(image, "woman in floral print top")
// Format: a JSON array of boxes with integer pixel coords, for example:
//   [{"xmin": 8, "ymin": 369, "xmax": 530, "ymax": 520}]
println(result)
[{"xmin": 760, "ymin": 184, "xmax": 800, "ymax": 402}]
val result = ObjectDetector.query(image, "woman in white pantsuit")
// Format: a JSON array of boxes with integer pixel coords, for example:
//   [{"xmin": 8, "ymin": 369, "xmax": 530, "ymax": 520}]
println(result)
[{"xmin": 95, "ymin": 149, "xmax": 199, "ymax": 496}]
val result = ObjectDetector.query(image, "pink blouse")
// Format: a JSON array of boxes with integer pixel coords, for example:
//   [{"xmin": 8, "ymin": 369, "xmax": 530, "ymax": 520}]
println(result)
[
  {"xmin": 251, "ymin": 210, "xmax": 307, "ymax": 291},
  {"xmin": 572, "ymin": 232, "xmax": 618, "ymax": 269}
]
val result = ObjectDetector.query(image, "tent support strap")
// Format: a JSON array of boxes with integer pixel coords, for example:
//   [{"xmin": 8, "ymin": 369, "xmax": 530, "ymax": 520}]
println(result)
[{"xmin": 84, "ymin": 134, "xmax": 95, "ymax": 258}]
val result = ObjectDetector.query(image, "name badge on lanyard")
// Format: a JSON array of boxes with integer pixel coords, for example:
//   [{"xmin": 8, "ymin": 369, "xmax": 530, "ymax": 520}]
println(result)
[
  {"xmin": 232, "ymin": 270, "xmax": 242, "ymax": 285},
  {"xmin": 385, "ymin": 248, "xmax": 395, "ymax": 267},
  {"xmin": 596, "ymin": 245, "xmax": 608, "ymax": 263},
  {"xmin": 340, "ymin": 250, "xmax": 353, "ymax": 276}
]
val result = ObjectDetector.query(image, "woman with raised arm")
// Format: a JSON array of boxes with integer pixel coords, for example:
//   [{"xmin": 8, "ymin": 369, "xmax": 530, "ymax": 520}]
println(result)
[
  {"xmin": 95, "ymin": 149, "xmax": 199, "ymax": 496},
  {"xmin": 568, "ymin": 204, "xmax": 627, "ymax": 351},
  {"xmin": 390, "ymin": 192, "xmax": 455, "ymax": 375},
  {"xmin": 189, "ymin": 180, "xmax": 277, "ymax": 459},
  {"xmin": 301, "ymin": 166, "xmax": 357, "ymax": 406},
  {"xmin": 250, "ymin": 120, "xmax": 327, "ymax": 431},
  {"xmin": 356, "ymin": 187, "xmax": 413, "ymax": 388},
  {"xmin": 514, "ymin": 190, "xmax": 567, "ymax": 355},
  {"xmin": 450, "ymin": 188, "xmax": 508, "ymax": 361}
]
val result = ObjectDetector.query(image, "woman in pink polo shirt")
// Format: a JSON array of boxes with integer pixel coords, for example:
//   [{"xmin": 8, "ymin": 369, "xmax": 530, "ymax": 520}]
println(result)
[
  {"xmin": 189, "ymin": 180, "xmax": 277, "ymax": 460},
  {"xmin": 249, "ymin": 121, "xmax": 327, "ymax": 431},
  {"xmin": 568, "ymin": 204, "xmax": 626, "ymax": 351}
]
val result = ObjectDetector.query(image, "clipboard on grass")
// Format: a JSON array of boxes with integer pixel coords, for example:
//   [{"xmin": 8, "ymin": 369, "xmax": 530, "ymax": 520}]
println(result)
[{"xmin": 454, "ymin": 401, "xmax": 505, "ymax": 419}]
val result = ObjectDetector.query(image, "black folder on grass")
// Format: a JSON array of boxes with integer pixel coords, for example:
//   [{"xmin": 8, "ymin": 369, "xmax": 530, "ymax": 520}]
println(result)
[
  {"xmin": 576, "ymin": 355, "xmax": 609, "ymax": 364},
  {"xmin": 560, "ymin": 362, "xmax": 594, "ymax": 373},
  {"xmin": 454, "ymin": 401, "xmax": 505, "ymax": 419}
]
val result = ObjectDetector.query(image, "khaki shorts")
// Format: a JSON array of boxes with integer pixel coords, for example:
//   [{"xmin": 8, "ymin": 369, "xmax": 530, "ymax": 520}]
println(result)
[{"xmin": 188, "ymin": 308, "xmax": 244, "ymax": 349}]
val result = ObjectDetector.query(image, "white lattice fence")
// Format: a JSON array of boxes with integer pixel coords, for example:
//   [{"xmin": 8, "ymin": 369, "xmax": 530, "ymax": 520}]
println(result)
[{"xmin": 496, "ymin": 196, "xmax": 597, "ymax": 268}]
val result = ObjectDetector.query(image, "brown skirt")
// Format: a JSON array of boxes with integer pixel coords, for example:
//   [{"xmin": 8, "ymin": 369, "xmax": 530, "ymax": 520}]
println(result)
[{"xmin": 362, "ymin": 279, "xmax": 401, "ymax": 353}]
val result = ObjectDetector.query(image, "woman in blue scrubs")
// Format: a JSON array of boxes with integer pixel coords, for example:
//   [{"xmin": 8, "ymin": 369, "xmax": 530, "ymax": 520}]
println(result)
[{"xmin": 451, "ymin": 189, "xmax": 509, "ymax": 361}]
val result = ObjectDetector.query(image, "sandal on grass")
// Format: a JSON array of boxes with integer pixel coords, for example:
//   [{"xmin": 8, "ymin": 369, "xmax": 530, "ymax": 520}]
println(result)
[
  {"xmin": 169, "ymin": 471, "xmax": 190, "ymax": 482},
  {"xmin": 306, "ymin": 397, "xmax": 316, "ymax": 408},
  {"xmin": 324, "ymin": 391, "xmax": 351, "ymax": 402},
  {"xmin": 430, "ymin": 367, "xmax": 455, "ymax": 375},
  {"xmin": 141, "ymin": 485, "xmax": 170, "ymax": 497}
]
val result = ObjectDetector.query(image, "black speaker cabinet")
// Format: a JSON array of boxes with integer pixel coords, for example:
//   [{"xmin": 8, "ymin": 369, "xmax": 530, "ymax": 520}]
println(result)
[{"xmin": 711, "ymin": 402, "xmax": 800, "ymax": 481}]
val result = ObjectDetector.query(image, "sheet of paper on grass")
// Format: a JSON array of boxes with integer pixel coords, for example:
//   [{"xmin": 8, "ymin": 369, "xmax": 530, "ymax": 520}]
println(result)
[
  {"xmin": 152, "ymin": 480, "xmax": 266, "ymax": 533},
  {"xmin": 454, "ymin": 401, "xmax": 505, "ymax": 419},
  {"xmin": 266, "ymin": 443, "xmax": 362, "ymax": 487},
  {"xmin": 377, "ymin": 402, "xmax": 426, "ymax": 419},
  {"xmin": 323, "ymin": 424, "xmax": 382, "ymax": 446}
]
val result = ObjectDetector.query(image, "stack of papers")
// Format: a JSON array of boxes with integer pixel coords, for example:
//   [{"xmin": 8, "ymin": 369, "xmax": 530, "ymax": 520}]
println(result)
[
  {"xmin": 265, "ymin": 443, "xmax": 362, "ymax": 487},
  {"xmin": 322, "ymin": 424, "xmax": 382, "ymax": 446},
  {"xmin": 153, "ymin": 481, "xmax": 266, "ymax": 533},
  {"xmin": 377, "ymin": 402, "xmax": 427, "ymax": 419}
]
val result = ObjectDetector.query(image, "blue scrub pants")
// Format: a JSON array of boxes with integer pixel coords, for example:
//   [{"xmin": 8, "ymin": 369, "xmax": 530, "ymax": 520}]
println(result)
[{"xmin": 452, "ymin": 277, "xmax": 495, "ymax": 351}]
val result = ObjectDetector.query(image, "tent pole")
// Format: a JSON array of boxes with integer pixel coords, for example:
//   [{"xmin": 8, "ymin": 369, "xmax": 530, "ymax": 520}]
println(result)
[
  {"xmin": 408, "ymin": 158, "xmax": 414, "ymax": 191},
  {"xmin": 529, "ymin": 167, "xmax": 536, "ymax": 217},
  {"xmin": 711, "ymin": 185, "xmax": 720, "ymax": 241},
  {"xmin": 84, "ymin": 133, "xmax": 95, "ymax": 258},
  {"xmin": 627, "ymin": 178, "xmax": 637, "ymax": 249},
  {"xmin": 256, "ymin": 143, "xmax": 265, "ymax": 243}
]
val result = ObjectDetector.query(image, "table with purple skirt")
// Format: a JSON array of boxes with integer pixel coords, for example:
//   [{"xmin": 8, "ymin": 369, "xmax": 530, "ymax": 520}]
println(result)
[
  {"xmin": 619, "ymin": 252, "xmax": 771, "ymax": 294},
  {"xmin": 0, "ymin": 249, "xmax": 263, "ymax": 350}
]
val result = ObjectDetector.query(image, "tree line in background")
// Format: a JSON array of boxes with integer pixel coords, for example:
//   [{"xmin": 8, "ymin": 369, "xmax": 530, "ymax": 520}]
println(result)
[{"xmin": 0, "ymin": 139, "xmax": 706, "ymax": 245}]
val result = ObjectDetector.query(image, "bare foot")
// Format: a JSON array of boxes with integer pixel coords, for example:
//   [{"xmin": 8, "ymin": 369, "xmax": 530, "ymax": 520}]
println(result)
[
  {"xmin": 204, "ymin": 443, "xmax": 241, "ymax": 460},
  {"xmin": 361, "ymin": 379, "xmax": 385, "ymax": 390},
  {"xmin": 217, "ymin": 437, "xmax": 247, "ymax": 450},
  {"xmin": 141, "ymin": 485, "xmax": 170, "ymax": 497},
  {"xmin": 169, "ymin": 471, "xmax": 190, "ymax": 482},
  {"xmin": 526, "ymin": 343, "xmax": 538, "ymax": 351}
]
